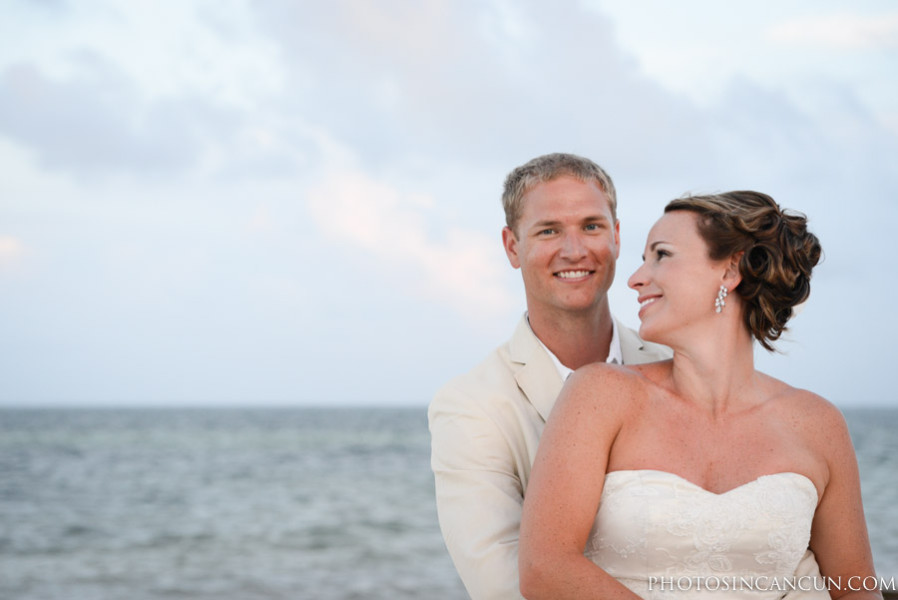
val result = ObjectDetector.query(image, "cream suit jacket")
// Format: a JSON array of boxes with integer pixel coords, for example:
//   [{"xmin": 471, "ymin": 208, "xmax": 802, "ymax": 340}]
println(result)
[{"xmin": 429, "ymin": 315, "xmax": 823, "ymax": 600}]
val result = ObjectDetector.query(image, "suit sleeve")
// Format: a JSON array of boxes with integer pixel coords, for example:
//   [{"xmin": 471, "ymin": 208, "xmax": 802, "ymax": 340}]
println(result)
[{"xmin": 429, "ymin": 383, "xmax": 527, "ymax": 600}]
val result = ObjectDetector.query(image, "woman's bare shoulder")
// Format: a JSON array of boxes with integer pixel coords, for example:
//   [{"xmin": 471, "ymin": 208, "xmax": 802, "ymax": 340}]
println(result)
[
  {"xmin": 542, "ymin": 363, "xmax": 654, "ymax": 462},
  {"xmin": 759, "ymin": 374, "xmax": 848, "ymax": 439},
  {"xmin": 568, "ymin": 361, "xmax": 655, "ymax": 389},
  {"xmin": 559, "ymin": 361, "xmax": 659, "ymax": 415}
]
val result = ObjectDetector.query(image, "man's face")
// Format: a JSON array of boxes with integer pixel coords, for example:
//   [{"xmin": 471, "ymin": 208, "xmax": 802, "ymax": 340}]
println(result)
[{"xmin": 502, "ymin": 176, "xmax": 620, "ymax": 319}]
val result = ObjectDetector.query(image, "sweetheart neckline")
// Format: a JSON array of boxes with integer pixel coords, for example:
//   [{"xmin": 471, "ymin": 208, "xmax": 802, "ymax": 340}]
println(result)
[{"xmin": 604, "ymin": 469, "xmax": 819, "ymax": 501}]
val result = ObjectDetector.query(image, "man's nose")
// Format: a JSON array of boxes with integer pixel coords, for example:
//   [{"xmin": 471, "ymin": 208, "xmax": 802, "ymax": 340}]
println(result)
[{"xmin": 559, "ymin": 232, "xmax": 587, "ymax": 260}]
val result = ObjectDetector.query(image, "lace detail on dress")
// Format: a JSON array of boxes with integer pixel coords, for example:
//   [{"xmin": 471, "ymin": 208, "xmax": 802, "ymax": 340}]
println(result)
[{"xmin": 583, "ymin": 470, "xmax": 821, "ymax": 599}]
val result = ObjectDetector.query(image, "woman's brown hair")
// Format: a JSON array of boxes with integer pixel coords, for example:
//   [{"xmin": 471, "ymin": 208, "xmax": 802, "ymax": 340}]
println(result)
[{"xmin": 665, "ymin": 191, "xmax": 822, "ymax": 351}]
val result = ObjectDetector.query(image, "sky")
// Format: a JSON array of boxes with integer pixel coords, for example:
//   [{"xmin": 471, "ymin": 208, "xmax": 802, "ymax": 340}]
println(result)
[{"xmin": 1, "ymin": 0, "xmax": 896, "ymax": 408}]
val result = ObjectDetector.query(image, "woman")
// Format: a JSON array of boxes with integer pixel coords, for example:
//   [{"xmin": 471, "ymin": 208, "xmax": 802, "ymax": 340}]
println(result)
[{"xmin": 519, "ymin": 191, "xmax": 879, "ymax": 599}]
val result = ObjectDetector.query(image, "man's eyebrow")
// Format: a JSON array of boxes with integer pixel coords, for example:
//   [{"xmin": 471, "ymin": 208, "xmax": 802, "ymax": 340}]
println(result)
[
  {"xmin": 530, "ymin": 215, "xmax": 610, "ymax": 228},
  {"xmin": 530, "ymin": 219, "xmax": 562, "ymax": 229}
]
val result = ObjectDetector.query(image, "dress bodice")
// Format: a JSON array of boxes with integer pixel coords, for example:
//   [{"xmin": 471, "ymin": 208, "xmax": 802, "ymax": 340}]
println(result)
[{"xmin": 585, "ymin": 470, "xmax": 826, "ymax": 599}]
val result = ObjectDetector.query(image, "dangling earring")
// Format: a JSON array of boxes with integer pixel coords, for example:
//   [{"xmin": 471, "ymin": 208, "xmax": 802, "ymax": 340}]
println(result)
[{"xmin": 715, "ymin": 285, "xmax": 728, "ymax": 313}]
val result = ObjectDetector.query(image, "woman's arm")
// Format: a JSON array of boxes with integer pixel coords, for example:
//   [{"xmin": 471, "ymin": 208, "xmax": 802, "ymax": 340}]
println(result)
[
  {"xmin": 518, "ymin": 364, "xmax": 642, "ymax": 600},
  {"xmin": 807, "ymin": 399, "xmax": 882, "ymax": 600}
]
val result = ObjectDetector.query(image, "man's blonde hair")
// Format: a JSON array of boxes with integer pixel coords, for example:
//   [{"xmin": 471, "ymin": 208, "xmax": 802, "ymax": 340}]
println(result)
[{"xmin": 501, "ymin": 153, "xmax": 617, "ymax": 234}]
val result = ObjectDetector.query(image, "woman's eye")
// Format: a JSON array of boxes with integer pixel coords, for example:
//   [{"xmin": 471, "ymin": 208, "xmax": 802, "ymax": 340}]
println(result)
[{"xmin": 656, "ymin": 250, "xmax": 670, "ymax": 260}]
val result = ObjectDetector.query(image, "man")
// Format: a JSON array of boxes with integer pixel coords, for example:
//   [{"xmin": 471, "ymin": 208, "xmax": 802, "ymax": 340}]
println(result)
[
  {"xmin": 429, "ymin": 153, "xmax": 669, "ymax": 599},
  {"xmin": 428, "ymin": 153, "xmax": 822, "ymax": 599}
]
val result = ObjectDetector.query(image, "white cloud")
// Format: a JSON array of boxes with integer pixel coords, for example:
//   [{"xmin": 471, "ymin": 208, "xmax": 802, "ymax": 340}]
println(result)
[
  {"xmin": 0, "ymin": 0, "xmax": 895, "ymax": 409},
  {"xmin": 306, "ymin": 171, "xmax": 516, "ymax": 319},
  {"xmin": 0, "ymin": 235, "xmax": 25, "ymax": 268},
  {"xmin": 768, "ymin": 13, "xmax": 898, "ymax": 49},
  {"xmin": 0, "ymin": 0, "xmax": 285, "ymax": 109}
]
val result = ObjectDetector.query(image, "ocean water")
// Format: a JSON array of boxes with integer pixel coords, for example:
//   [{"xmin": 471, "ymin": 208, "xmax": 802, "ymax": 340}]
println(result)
[{"xmin": 0, "ymin": 407, "xmax": 895, "ymax": 600}]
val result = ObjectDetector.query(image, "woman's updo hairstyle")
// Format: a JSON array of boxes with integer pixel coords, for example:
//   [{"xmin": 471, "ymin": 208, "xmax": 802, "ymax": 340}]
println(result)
[{"xmin": 665, "ymin": 191, "xmax": 822, "ymax": 351}]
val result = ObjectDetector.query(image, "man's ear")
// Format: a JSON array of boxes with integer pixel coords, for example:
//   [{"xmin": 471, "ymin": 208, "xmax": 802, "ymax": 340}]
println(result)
[
  {"xmin": 613, "ymin": 219, "xmax": 621, "ymax": 260},
  {"xmin": 502, "ymin": 226, "xmax": 521, "ymax": 269},
  {"xmin": 723, "ymin": 251, "xmax": 743, "ymax": 290}
]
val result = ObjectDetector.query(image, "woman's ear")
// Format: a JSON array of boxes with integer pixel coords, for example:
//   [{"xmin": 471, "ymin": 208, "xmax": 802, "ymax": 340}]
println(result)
[{"xmin": 723, "ymin": 251, "xmax": 744, "ymax": 290}]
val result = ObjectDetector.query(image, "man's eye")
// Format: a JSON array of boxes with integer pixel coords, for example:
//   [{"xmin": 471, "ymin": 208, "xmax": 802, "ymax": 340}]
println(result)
[
  {"xmin": 584, "ymin": 223, "xmax": 600, "ymax": 231},
  {"xmin": 538, "ymin": 229, "xmax": 556, "ymax": 235}
]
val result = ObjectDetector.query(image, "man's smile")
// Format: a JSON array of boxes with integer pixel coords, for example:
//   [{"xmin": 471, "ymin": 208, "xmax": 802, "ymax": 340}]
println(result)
[{"xmin": 554, "ymin": 269, "xmax": 593, "ymax": 280}]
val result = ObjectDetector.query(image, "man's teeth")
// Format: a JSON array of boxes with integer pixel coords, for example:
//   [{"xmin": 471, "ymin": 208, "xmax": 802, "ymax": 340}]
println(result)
[
  {"xmin": 640, "ymin": 298, "xmax": 657, "ymax": 308},
  {"xmin": 556, "ymin": 270, "xmax": 590, "ymax": 279}
]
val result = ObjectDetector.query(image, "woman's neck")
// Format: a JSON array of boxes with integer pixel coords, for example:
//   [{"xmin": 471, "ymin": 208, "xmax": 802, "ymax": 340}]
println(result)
[{"xmin": 667, "ymin": 321, "xmax": 758, "ymax": 416}]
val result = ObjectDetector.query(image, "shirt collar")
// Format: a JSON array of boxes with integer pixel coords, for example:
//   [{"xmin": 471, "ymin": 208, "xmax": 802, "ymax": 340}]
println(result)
[{"xmin": 527, "ymin": 314, "xmax": 622, "ymax": 381}]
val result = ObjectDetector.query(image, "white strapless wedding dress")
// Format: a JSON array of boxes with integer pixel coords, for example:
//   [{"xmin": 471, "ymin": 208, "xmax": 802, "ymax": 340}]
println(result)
[{"xmin": 584, "ymin": 470, "xmax": 828, "ymax": 599}]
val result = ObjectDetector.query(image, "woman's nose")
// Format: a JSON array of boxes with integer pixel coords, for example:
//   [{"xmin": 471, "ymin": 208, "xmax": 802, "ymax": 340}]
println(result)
[{"xmin": 628, "ymin": 262, "xmax": 646, "ymax": 290}]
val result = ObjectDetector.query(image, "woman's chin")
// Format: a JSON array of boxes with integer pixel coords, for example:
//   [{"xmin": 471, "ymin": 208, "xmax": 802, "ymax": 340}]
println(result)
[{"xmin": 638, "ymin": 322, "xmax": 666, "ymax": 346}]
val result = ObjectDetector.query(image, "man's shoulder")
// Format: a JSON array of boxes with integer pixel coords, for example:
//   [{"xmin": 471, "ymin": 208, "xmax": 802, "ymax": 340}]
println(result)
[
  {"xmin": 433, "ymin": 316, "xmax": 540, "ymax": 401},
  {"xmin": 428, "ymin": 331, "xmax": 549, "ymax": 465},
  {"xmin": 616, "ymin": 319, "xmax": 673, "ymax": 364},
  {"xmin": 636, "ymin": 337, "xmax": 673, "ymax": 360},
  {"xmin": 428, "ymin": 315, "xmax": 553, "ymax": 426},
  {"xmin": 432, "ymin": 339, "xmax": 518, "ymax": 407}
]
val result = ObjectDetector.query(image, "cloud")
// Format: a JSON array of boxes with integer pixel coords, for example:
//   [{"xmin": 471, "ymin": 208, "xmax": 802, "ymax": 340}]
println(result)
[
  {"xmin": 0, "ymin": 235, "xmax": 24, "ymax": 268},
  {"xmin": 1, "ymin": 0, "xmax": 896, "ymax": 408},
  {"xmin": 1, "ymin": 1, "xmax": 284, "ymax": 106},
  {"xmin": 0, "ymin": 59, "xmax": 319, "ymax": 181},
  {"xmin": 0, "ymin": 0, "xmax": 291, "ymax": 179},
  {"xmin": 306, "ymin": 170, "xmax": 516, "ymax": 318},
  {"xmin": 768, "ymin": 13, "xmax": 898, "ymax": 49},
  {"xmin": 0, "ymin": 62, "xmax": 218, "ymax": 175},
  {"xmin": 251, "ymin": 0, "xmax": 686, "ymax": 168}
]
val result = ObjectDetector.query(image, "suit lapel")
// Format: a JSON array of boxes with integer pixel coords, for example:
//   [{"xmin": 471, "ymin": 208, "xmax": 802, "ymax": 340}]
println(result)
[
  {"xmin": 508, "ymin": 316, "xmax": 666, "ymax": 422},
  {"xmin": 618, "ymin": 318, "xmax": 671, "ymax": 364},
  {"xmin": 617, "ymin": 318, "xmax": 646, "ymax": 364},
  {"xmin": 508, "ymin": 317, "xmax": 563, "ymax": 422}
]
